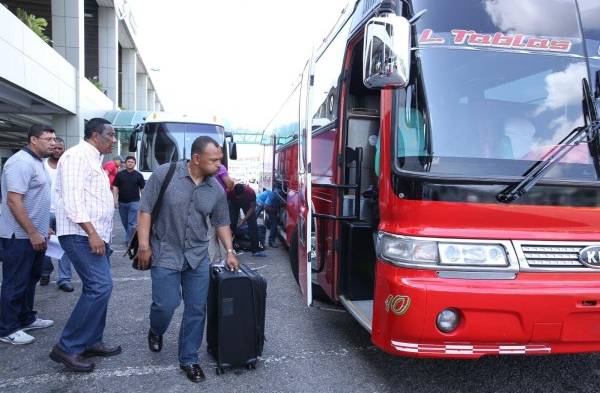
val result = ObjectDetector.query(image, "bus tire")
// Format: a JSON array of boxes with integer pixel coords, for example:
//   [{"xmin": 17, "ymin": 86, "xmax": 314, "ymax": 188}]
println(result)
[{"xmin": 290, "ymin": 229, "xmax": 300, "ymax": 285}]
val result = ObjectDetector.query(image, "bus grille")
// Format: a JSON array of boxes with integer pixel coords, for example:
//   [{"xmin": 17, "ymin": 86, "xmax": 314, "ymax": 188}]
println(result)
[{"xmin": 519, "ymin": 245, "xmax": 585, "ymax": 268}]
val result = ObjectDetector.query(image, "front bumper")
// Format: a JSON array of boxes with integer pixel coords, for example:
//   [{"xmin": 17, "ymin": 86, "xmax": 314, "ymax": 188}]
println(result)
[{"xmin": 372, "ymin": 260, "xmax": 600, "ymax": 358}]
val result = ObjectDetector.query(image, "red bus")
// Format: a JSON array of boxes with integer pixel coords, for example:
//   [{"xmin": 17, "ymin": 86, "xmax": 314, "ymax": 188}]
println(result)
[{"xmin": 264, "ymin": 0, "xmax": 600, "ymax": 358}]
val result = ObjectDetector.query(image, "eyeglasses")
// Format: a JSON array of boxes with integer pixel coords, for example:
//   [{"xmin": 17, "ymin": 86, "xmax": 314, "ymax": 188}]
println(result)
[{"xmin": 36, "ymin": 137, "xmax": 57, "ymax": 142}]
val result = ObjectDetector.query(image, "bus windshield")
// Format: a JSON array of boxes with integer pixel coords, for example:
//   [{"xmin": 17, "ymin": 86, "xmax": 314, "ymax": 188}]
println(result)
[
  {"xmin": 394, "ymin": 0, "xmax": 599, "ymax": 182},
  {"xmin": 139, "ymin": 122, "xmax": 224, "ymax": 171}
]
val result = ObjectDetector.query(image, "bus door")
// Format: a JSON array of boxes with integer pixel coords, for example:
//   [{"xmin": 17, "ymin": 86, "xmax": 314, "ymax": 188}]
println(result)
[{"xmin": 298, "ymin": 57, "xmax": 314, "ymax": 306}]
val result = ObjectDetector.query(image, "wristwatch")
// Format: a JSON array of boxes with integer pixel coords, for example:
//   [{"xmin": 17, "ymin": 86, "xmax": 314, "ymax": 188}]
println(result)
[{"xmin": 227, "ymin": 249, "xmax": 235, "ymax": 254}]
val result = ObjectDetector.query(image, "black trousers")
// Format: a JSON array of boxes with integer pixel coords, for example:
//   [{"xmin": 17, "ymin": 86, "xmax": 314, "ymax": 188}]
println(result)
[
  {"xmin": 0, "ymin": 236, "xmax": 44, "ymax": 336},
  {"xmin": 230, "ymin": 203, "xmax": 259, "ymax": 253}
]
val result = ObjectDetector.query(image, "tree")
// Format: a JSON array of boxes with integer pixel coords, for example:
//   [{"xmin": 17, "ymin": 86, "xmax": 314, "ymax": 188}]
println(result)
[{"xmin": 16, "ymin": 8, "xmax": 51, "ymax": 45}]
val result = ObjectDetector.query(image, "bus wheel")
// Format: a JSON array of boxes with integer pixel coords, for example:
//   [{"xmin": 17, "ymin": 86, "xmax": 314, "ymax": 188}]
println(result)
[{"xmin": 290, "ymin": 229, "xmax": 299, "ymax": 285}]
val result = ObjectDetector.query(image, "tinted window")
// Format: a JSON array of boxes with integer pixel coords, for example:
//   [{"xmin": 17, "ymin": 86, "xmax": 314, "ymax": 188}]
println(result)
[
  {"xmin": 140, "ymin": 122, "xmax": 223, "ymax": 171},
  {"xmin": 391, "ymin": 0, "xmax": 598, "ymax": 182},
  {"xmin": 269, "ymin": 81, "xmax": 301, "ymax": 151},
  {"xmin": 310, "ymin": 18, "xmax": 352, "ymax": 128},
  {"xmin": 413, "ymin": 0, "xmax": 582, "ymax": 42}
]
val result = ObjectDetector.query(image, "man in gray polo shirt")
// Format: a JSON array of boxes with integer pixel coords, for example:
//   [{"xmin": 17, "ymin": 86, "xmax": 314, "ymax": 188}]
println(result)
[
  {"xmin": 0, "ymin": 124, "xmax": 56, "ymax": 345},
  {"xmin": 137, "ymin": 136, "xmax": 239, "ymax": 383}
]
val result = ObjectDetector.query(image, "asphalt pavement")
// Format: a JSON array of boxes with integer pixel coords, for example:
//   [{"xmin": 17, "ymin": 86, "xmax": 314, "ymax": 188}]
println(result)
[{"xmin": 2, "ymin": 220, "xmax": 600, "ymax": 392}]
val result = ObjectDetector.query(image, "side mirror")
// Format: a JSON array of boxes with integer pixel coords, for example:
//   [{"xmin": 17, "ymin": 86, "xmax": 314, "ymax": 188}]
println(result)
[
  {"xmin": 228, "ymin": 141, "xmax": 237, "ymax": 160},
  {"xmin": 128, "ymin": 128, "xmax": 140, "ymax": 152},
  {"xmin": 363, "ymin": 15, "xmax": 411, "ymax": 89}
]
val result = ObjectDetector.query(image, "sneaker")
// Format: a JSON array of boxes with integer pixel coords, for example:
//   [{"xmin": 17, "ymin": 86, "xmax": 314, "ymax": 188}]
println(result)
[
  {"xmin": 22, "ymin": 318, "xmax": 54, "ymax": 331},
  {"xmin": 252, "ymin": 251, "xmax": 267, "ymax": 257},
  {"xmin": 269, "ymin": 241, "xmax": 278, "ymax": 248},
  {"xmin": 0, "ymin": 330, "xmax": 35, "ymax": 345}
]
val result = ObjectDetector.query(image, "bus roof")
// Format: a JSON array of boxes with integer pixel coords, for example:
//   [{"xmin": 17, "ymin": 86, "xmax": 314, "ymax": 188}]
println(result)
[{"xmin": 143, "ymin": 111, "xmax": 224, "ymax": 127}]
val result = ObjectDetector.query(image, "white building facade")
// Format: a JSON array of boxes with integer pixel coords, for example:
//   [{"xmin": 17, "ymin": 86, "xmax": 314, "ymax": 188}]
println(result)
[{"xmin": 0, "ymin": 0, "xmax": 162, "ymax": 161}]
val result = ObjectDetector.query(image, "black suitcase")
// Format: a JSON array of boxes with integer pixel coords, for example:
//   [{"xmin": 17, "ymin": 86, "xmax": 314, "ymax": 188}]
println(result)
[{"xmin": 207, "ymin": 263, "xmax": 267, "ymax": 374}]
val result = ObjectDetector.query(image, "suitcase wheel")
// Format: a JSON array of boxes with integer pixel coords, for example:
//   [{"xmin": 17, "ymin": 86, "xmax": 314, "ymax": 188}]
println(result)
[{"xmin": 216, "ymin": 367, "xmax": 225, "ymax": 375}]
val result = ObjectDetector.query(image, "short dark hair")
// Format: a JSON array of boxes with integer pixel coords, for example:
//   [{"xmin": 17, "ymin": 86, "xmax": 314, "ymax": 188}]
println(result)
[
  {"xmin": 191, "ymin": 136, "xmax": 220, "ymax": 156},
  {"xmin": 55, "ymin": 137, "xmax": 65, "ymax": 145},
  {"xmin": 84, "ymin": 118, "xmax": 111, "ymax": 140},
  {"xmin": 125, "ymin": 155, "xmax": 136, "ymax": 162},
  {"xmin": 233, "ymin": 183, "xmax": 245, "ymax": 195},
  {"xmin": 28, "ymin": 124, "xmax": 55, "ymax": 143}
]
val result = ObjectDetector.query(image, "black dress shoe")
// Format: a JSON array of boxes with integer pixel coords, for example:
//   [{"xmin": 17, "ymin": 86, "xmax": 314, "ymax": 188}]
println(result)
[
  {"xmin": 39, "ymin": 275, "xmax": 50, "ymax": 286},
  {"xmin": 58, "ymin": 283, "xmax": 74, "ymax": 292},
  {"xmin": 180, "ymin": 363, "xmax": 206, "ymax": 383},
  {"xmin": 148, "ymin": 329, "xmax": 162, "ymax": 352},
  {"xmin": 82, "ymin": 343, "xmax": 122, "ymax": 358},
  {"xmin": 49, "ymin": 345, "xmax": 94, "ymax": 372}
]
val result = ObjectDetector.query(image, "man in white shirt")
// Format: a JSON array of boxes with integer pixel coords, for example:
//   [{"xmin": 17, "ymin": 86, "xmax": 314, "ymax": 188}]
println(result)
[
  {"xmin": 40, "ymin": 137, "xmax": 73, "ymax": 292},
  {"xmin": 49, "ymin": 118, "xmax": 121, "ymax": 373}
]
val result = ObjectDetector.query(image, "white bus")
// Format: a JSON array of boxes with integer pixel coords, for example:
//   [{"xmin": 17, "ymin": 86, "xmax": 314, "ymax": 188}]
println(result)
[{"xmin": 128, "ymin": 112, "xmax": 237, "ymax": 179}]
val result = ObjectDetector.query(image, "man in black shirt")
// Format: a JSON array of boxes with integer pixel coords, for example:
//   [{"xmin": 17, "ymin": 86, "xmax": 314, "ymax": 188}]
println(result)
[{"xmin": 113, "ymin": 156, "xmax": 145, "ymax": 245}]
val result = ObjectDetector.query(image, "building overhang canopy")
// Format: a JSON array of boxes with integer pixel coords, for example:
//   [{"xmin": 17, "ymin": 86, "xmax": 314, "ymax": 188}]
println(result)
[
  {"xmin": 104, "ymin": 110, "xmax": 152, "ymax": 132},
  {"xmin": 0, "ymin": 79, "xmax": 72, "ymax": 115}
]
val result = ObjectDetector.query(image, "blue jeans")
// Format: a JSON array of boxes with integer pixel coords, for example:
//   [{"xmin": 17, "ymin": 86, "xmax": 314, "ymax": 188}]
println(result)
[
  {"xmin": 42, "ymin": 254, "xmax": 73, "ymax": 285},
  {"xmin": 0, "ymin": 236, "xmax": 44, "ymax": 336},
  {"xmin": 150, "ymin": 257, "xmax": 210, "ymax": 365},
  {"xmin": 266, "ymin": 210, "xmax": 279, "ymax": 243},
  {"xmin": 42, "ymin": 213, "xmax": 72, "ymax": 284},
  {"xmin": 118, "ymin": 201, "xmax": 139, "ymax": 245},
  {"xmin": 57, "ymin": 235, "xmax": 113, "ymax": 354}
]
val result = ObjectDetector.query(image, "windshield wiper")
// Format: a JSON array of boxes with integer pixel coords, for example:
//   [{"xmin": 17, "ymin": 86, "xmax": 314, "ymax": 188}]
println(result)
[{"xmin": 497, "ymin": 79, "xmax": 600, "ymax": 204}]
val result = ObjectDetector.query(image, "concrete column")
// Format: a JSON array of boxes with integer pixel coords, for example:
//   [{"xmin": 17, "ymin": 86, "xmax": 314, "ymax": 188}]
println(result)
[
  {"xmin": 147, "ymin": 89, "xmax": 156, "ymax": 111},
  {"xmin": 52, "ymin": 114, "xmax": 84, "ymax": 148},
  {"xmin": 52, "ymin": 0, "xmax": 85, "ymax": 72},
  {"xmin": 52, "ymin": 0, "xmax": 84, "ymax": 142},
  {"xmin": 121, "ymin": 49, "xmax": 137, "ymax": 110},
  {"xmin": 155, "ymin": 99, "xmax": 161, "ymax": 112},
  {"xmin": 98, "ymin": 6, "xmax": 118, "ymax": 107},
  {"xmin": 136, "ymin": 73, "xmax": 148, "ymax": 111}
]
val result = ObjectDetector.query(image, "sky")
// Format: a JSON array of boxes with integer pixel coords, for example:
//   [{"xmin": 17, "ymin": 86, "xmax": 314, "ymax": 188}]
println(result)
[{"xmin": 128, "ymin": 0, "xmax": 351, "ymax": 131}]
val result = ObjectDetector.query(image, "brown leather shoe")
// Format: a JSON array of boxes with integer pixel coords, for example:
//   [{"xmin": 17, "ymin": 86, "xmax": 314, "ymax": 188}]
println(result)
[
  {"xmin": 148, "ymin": 329, "xmax": 162, "ymax": 352},
  {"xmin": 49, "ymin": 345, "xmax": 94, "ymax": 372},
  {"xmin": 180, "ymin": 363, "xmax": 206, "ymax": 382},
  {"xmin": 82, "ymin": 343, "xmax": 122, "ymax": 358}
]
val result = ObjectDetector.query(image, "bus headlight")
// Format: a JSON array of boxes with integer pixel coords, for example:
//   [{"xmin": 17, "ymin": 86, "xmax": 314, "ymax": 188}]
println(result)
[
  {"xmin": 439, "ymin": 243, "xmax": 508, "ymax": 267},
  {"xmin": 380, "ymin": 235, "xmax": 438, "ymax": 264},
  {"xmin": 378, "ymin": 233, "xmax": 510, "ymax": 268}
]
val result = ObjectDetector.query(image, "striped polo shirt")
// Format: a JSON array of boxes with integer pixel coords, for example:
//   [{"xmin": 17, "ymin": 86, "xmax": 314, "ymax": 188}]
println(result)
[{"xmin": 0, "ymin": 147, "xmax": 51, "ymax": 239}]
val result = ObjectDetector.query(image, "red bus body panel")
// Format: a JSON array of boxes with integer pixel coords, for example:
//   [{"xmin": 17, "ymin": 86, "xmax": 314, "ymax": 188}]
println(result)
[{"xmin": 372, "ymin": 263, "xmax": 600, "ymax": 358}]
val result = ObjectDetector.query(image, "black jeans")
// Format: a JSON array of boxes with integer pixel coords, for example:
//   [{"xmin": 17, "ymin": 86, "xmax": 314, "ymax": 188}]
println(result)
[{"xmin": 230, "ymin": 204, "xmax": 259, "ymax": 253}]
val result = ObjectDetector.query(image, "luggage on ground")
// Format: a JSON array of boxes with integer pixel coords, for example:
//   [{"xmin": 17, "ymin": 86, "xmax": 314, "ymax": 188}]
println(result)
[
  {"xmin": 233, "ymin": 223, "xmax": 266, "ymax": 252},
  {"xmin": 207, "ymin": 263, "xmax": 267, "ymax": 374}
]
